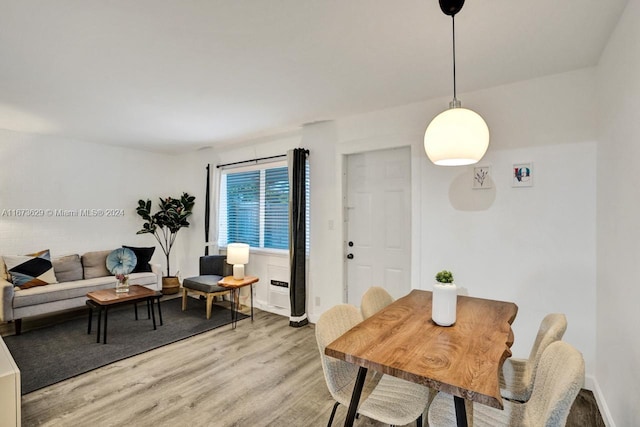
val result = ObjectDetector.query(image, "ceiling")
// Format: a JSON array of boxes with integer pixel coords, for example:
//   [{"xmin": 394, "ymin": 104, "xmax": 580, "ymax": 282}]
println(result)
[{"xmin": 0, "ymin": 0, "xmax": 629, "ymax": 152}]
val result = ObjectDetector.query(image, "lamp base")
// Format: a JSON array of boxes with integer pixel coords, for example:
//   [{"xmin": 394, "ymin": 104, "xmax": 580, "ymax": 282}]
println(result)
[{"xmin": 233, "ymin": 264, "xmax": 245, "ymax": 280}]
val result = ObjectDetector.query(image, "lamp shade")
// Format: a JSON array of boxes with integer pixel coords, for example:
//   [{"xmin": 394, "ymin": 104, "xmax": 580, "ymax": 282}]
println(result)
[
  {"xmin": 424, "ymin": 107, "xmax": 490, "ymax": 166},
  {"xmin": 227, "ymin": 243, "xmax": 249, "ymax": 265}
]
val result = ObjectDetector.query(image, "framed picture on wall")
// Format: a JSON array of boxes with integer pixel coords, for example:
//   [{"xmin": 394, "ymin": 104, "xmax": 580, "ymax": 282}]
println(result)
[
  {"xmin": 472, "ymin": 165, "xmax": 492, "ymax": 189},
  {"xmin": 513, "ymin": 162, "xmax": 533, "ymax": 187}
]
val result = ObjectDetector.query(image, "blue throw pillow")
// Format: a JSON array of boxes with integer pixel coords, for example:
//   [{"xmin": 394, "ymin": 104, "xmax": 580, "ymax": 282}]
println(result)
[{"xmin": 106, "ymin": 248, "xmax": 137, "ymax": 275}]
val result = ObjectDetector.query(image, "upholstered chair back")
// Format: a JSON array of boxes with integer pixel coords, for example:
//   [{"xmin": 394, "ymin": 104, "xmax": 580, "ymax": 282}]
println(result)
[
  {"xmin": 315, "ymin": 304, "xmax": 363, "ymax": 405},
  {"xmin": 524, "ymin": 341, "xmax": 585, "ymax": 426},
  {"xmin": 360, "ymin": 286, "xmax": 394, "ymax": 320}
]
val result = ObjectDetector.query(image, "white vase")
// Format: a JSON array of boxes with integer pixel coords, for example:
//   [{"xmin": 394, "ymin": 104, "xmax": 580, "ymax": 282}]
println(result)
[{"xmin": 432, "ymin": 283, "xmax": 457, "ymax": 326}]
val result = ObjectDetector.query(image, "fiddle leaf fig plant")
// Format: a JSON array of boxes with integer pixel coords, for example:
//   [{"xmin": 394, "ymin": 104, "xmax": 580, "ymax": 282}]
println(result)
[
  {"xmin": 136, "ymin": 192, "xmax": 195, "ymax": 277},
  {"xmin": 435, "ymin": 270, "xmax": 454, "ymax": 284}
]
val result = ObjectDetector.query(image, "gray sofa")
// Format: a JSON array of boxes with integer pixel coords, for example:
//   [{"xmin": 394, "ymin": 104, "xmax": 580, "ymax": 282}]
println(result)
[{"xmin": 0, "ymin": 249, "xmax": 162, "ymax": 334}]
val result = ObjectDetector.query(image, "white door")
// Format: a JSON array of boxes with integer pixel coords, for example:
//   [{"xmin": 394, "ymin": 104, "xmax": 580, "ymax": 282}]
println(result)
[{"xmin": 345, "ymin": 146, "xmax": 411, "ymax": 305}]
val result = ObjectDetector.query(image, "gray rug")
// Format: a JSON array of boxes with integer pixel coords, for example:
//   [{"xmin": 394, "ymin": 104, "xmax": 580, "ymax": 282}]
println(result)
[{"xmin": 4, "ymin": 297, "xmax": 248, "ymax": 394}]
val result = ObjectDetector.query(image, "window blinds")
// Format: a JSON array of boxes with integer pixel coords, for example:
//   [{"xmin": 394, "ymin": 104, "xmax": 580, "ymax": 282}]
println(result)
[{"xmin": 219, "ymin": 166, "xmax": 289, "ymax": 250}]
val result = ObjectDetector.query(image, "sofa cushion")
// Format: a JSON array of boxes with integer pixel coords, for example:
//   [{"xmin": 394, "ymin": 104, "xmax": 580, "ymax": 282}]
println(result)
[
  {"xmin": 52, "ymin": 254, "xmax": 83, "ymax": 283},
  {"xmin": 123, "ymin": 246, "xmax": 155, "ymax": 273},
  {"xmin": 82, "ymin": 250, "xmax": 113, "ymax": 279},
  {"xmin": 4, "ymin": 249, "xmax": 58, "ymax": 289}
]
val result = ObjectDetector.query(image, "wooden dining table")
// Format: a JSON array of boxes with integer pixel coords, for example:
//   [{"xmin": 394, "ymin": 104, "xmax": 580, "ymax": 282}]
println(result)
[{"xmin": 325, "ymin": 289, "xmax": 518, "ymax": 427}]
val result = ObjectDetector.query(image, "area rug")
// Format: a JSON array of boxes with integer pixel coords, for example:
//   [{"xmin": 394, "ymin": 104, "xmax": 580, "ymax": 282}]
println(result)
[{"xmin": 4, "ymin": 297, "xmax": 248, "ymax": 394}]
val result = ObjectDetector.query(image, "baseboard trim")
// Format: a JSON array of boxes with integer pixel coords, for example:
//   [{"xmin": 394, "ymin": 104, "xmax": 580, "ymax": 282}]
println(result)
[
  {"xmin": 254, "ymin": 299, "xmax": 289, "ymax": 317},
  {"xmin": 588, "ymin": 374, "xmax": 616, "ymax": 427}
]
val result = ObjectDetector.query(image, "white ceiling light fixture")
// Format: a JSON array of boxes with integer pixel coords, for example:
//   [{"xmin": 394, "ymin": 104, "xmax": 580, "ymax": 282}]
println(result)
[{"xmin": 424, "ymin": 0, "xmax": 490, "ymax": 166}]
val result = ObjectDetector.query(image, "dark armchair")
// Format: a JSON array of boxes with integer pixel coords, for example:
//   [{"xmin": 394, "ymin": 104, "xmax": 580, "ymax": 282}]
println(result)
[{"xmin": 181, "ymin": 255, "xmax": 232, "ymax": 319}]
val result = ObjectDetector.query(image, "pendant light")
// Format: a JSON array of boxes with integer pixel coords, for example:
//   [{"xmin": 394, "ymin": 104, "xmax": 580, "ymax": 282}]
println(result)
[{"xmin": 424, "ymin": 0, "xmax": 489, "ymax": 166}]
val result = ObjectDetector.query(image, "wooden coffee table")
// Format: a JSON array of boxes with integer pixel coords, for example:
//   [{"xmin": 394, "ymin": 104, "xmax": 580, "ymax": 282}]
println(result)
[{"xmin": 86, "ymin": 285, "xmax": 163, "ymax": 344}]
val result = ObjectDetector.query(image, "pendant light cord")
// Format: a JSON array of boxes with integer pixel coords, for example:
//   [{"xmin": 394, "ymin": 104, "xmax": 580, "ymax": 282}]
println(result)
[{"xmin": 452, "ymin": 14, "xmax": 458, "ymax": 104}]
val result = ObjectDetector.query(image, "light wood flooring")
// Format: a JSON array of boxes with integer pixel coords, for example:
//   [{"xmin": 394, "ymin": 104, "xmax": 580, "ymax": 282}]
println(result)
[{"xmin": 4, "ymin": 305, "xmax": 603, "ymax": 427}]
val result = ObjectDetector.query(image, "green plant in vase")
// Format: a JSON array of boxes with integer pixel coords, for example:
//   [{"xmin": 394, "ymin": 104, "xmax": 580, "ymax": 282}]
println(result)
[
  {"xmin": 435, "ymin": 270, "xmax": 454, "ymax": 284},
  {"xmin": 433, "ymin": 269, "xmax": 457, "ymax": 326},
  {"xmin": 136, "ymin": 192, "xmax": 195, "ymax": 293}
]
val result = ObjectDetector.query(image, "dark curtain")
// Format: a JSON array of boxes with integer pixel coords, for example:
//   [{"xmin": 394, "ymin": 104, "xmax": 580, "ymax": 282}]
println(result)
[
  {"xmin": 288, "ymin": 148, "xmax": 308, "ymax": 327},
  {"xmin": 204, "ymin": 164, "xmax": 211, "ymax": 256}
]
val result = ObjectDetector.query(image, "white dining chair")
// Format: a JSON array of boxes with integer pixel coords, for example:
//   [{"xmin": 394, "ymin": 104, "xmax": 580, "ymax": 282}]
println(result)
[
  {"xmin": 316, "ymin": 304, "xmax": 434, "ymax": 427},
  {"xmin": 500, "ymin": 313, "xmax": 567, "ymax": 402},
  {"xmin": 360, "ymin": 286, "xmax": 395, "ymax": 319},
  {"xmin": 428, "ymin": 341, "xmax": 584, "ymax": 427}
]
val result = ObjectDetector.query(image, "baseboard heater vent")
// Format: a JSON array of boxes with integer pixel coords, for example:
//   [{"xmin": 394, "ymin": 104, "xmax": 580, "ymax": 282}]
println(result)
[{"xmin": 267, "ymin": 264, "xmax": 290, "ymax": 309}]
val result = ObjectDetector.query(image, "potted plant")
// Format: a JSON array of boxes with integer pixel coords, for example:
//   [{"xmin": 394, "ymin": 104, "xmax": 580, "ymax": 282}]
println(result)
[
  {"xmin": 136, "ymin": 192, "xmax": 195, "ymax": 294},
  {"xmin": 432, "ymin": 270, "xmax": 457, "ymax": 326},
  {"xmin": 435, "ymin": 270, "xmax": 454, "ymax": 284}
]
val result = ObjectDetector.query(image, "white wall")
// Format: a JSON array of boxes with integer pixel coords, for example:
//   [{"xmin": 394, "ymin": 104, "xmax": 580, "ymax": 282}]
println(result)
[
  {"xmin": 421, "ymin": 142, "xmax": 596, "ymax": 362},
  {"xmin": 0, "ymin": 130, "xmax": 179, "ymax": 269},
  {"xmin": 596, "ymin": 0, "xmax": 640, "ymax": 425}
]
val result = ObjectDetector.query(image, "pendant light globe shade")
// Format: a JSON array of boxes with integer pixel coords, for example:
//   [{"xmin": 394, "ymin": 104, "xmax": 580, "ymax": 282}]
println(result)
[{"xmin": 424, "ymin": 107, "xmax": 490, "ymax": 166}]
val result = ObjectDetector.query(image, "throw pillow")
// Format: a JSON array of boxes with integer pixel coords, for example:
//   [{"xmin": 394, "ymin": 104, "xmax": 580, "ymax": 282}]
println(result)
[
  {"xmin": 52, "ymin": 254, "xmax": 83, "ymax": 282},
  {"xmin": 4, "ymin": 249, "xmax": 58, "ymax": 289},
  {"xmin": 106, "ymin": 248, "xmax": 137, "ymax": 275},
  {"xmin": 81, "ymin": 250, "xmax": 113, "ymax": 279},
  {"xmin": 122, "ymin": 246, "xmax": 155, "ymax": 273}
]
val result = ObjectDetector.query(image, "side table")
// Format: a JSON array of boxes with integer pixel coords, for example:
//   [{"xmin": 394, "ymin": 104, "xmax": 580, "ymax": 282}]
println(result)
[{"xmin": 218, "ymin": 276, "xmax": 259, "ymax": 328}]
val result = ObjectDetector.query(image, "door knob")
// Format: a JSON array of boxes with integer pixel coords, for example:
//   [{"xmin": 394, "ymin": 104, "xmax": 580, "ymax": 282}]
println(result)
[{"xmin": 347, "ymin": 253, "xmax": 354, "ymax": 259}]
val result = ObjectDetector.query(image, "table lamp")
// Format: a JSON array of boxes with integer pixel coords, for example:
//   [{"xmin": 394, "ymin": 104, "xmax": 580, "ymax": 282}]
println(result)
[{"xmin": 227, "ymin": 243, "xmax": 250, "ymax": 279}]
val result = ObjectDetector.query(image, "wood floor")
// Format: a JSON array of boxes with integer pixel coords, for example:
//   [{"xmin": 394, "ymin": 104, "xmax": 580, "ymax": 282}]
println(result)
[{"xmin": 5, "ymin": 306, "xmax": 604, "ymax": 427}]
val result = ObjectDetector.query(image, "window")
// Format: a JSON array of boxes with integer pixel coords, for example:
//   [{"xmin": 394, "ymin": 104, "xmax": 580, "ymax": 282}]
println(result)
[
  {"xmin": 218, "ymin": 161, "xmax": 309, "ymax": 251},
  {"xmin": 264, "ymin": 167, "xmax": 289, "ymax": 249},
  {"xmin": 221, "ymin": 169, "xmax": 261, "ymax": 247}
]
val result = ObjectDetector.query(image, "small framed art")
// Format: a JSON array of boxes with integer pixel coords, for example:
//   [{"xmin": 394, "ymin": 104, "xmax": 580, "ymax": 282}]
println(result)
[
  {"xmin": 513, "ymin": 162, "xmax": 533, "ymax": 187},
  {"xmin": 472, "ymin": 165, "xmax": 492, "ymax": 189}
]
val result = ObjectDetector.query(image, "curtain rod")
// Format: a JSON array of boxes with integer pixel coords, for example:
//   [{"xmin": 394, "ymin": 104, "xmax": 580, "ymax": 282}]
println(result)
[{"xmin": 216, "ymin": 149, "xmax": 309, "ymax": 169}]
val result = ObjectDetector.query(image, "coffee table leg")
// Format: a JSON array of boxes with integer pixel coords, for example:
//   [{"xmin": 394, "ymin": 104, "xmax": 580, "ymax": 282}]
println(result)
[
  {"xmin": 250, "ymin": 284, "xmax": 254, "ymax": 322},
  {"xmin": 134, "ymin": 303, "xmax": 139, "ymax": 320},
  {"xmin": 156, "ymin": 296, "xmax": 163, "ymax": 326},
  {"xmin": 103, "ymin": 307, "xmax": 109, "ymax": 344},
  {"xmin": 96, "ymin": 307, "xmax": 102, "ymax": 344},
  {"xmin": 150, "ymin": 297, "xmax": 157, "ymax": 330},
  {"xmin": 87, "ymin": 305, "xmax": 93, "ymax": 334}
]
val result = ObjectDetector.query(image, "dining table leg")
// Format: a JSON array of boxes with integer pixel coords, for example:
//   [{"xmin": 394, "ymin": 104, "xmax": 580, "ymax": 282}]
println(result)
[
  {"xmin": 454, "ymin": 396, "xmax": 468, "ymax": 427},
  {"xmin": 343, "ymin": 366, "xmax": 368, "ymax": 427}
]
